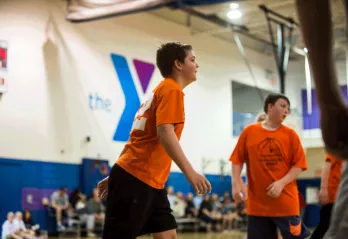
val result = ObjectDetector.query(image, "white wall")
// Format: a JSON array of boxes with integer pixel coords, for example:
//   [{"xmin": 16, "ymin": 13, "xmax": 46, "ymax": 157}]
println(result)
[
  {"xmin": 288, "ymin": 58, "xmax": 348, "ymax": 148},
  {"xmin": 0, "ymin": 0, "xmax": 287, "ymax": 174}
]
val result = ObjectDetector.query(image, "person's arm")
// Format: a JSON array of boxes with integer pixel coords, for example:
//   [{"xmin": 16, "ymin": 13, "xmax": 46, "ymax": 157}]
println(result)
[
  {"xmin": 50, "ymin": 193, "xmax": 58, "ymax": 208},
  {"xmin": 320, "ymin": 162, "xmax": 332, "ymax": 191},
  {"xmin": 64, "ymin": 195, "xmax": 69, "ymax": 209},
  {"xmin": 156, "ymin": 89, "xmax": 211, "ymax": 194},
  {"xmin": 295, "ymin": 0, "xmax": 348, "ymax": 160},
  {"xmin": 279, "ymin": 167, "xmax": 303, "ymax": 186},
  {"xmin": 318, "ymin": 155, "xmax": 334, "ymax": 203},
  {"xmin": 267, "ymin": 130, "xmax": 307, "ymax": 198},
  {"xmin": 295, "ymin": 0, "xmax": 342, "ymax": 107},
  {"xmin": 157, "ymin": 124, "xmax": 194, "ymax": 176},
  {"xmin": 230, "ymin": 127, "xmax": 248, "ymax": 201},
  {"xmin": 232, "ymin": 165, "xmax": 243, "ymax": 187}
]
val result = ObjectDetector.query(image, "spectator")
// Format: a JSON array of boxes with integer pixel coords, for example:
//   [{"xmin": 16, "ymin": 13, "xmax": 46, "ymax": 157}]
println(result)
[
  {"xmin": 23, "ymin": 209, "xmax": 40, "ymax": 235},
  {"xmin": 2, "ymin": 212, "xmax": 16, "ymax": 239},
  {"xmin": 172, "ymin": 192, "xmax": 186, "ymax": 218},
  {"xmin": 69, "ymin": 189, "xmax": 86, "ymax": 210},
  {"xmin": 199, "ymin": 195, "xmax": 214, "ymax": 232},
  {"xmin": 166, "ymin": 186, "xmax": 176, "ymax": 209},
  {"xmin": 22, "ymin": 210, "xmax": 32, "ymax": 230},
  {"xmin": 221, "ymin": 199, "xmax": 238, "ymax": 232},
  {"xmin": 50, "ymin": 187, "xmax": 69, "ymax": 231},
  {"xmin": 81, "ymin": 188, "xmax": 105, "ymax": 237},
  {"xmin": 211, "ymin": 194, "xmax": 222, "ymax": 231},
  {"xmin": 185, "ymin": 193, "xmax": 198, "ymax": 218},
  {"xmin": 13, "ymin": 212, "xmax": 34, "ymax": 239},
  {"xmin": 220, "ymin": 191, "xmax": 231, "ymax": 204}
]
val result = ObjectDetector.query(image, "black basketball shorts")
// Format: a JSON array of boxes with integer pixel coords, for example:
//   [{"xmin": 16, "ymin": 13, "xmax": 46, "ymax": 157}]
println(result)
[{"xmin": 102, "ymin": 163, "xmax": 177, "ymax": 239}]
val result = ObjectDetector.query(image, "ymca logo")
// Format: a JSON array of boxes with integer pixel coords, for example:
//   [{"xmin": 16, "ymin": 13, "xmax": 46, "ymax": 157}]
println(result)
[{"xmin": 110, "ymin": 53, "xmax": 155, "ymax": 142}]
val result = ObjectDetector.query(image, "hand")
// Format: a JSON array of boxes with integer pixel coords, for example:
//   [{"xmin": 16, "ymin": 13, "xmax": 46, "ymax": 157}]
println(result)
[
  {"xmin": 318, "ymin": 188, "xmax": 328, "ymax": 204},
  {"xmin": 267, "ymin": 180, "xmax": 285, "ymax": 198},
  {"xmin": 232, "ymin": 183, "xmax": 246, "ymax": 202},
  {"xmin": 97, "ymin": 176, "xmax": 109, "ymax": 199},
  {"xmin": 187, "ymin": 171, "xmax": 212, "ymax": 195}
]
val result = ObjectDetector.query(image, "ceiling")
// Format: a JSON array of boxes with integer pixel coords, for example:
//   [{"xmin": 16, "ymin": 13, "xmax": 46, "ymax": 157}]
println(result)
[{"xmin": 149, "ymin": 0, "xmax": 348, "ymax": 61}]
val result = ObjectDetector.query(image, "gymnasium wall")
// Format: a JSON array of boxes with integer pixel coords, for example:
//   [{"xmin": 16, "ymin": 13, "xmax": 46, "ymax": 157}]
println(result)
[
  {"xmin": 295, "ymin": 59, "xmax": 348, "ymax": 148},
  {"xmin": 0, "ymin": 0, "xmax": 285, "ymax": 173},
  {"xmin": 0, "ymin": 0, "xmax": 321, "ymax": 231}
]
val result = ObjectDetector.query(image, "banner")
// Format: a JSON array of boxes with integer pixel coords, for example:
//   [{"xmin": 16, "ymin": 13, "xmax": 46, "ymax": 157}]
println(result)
[
  {"xmin": 0, "ymin": 40, "xmax": 8, "ymax": 94},
  {"xmin": 66, "ymin": 0, "xmax": 175, "ymax": 22}
]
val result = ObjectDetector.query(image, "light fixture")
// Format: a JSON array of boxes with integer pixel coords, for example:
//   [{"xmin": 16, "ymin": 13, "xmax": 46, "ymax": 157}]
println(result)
[
  {"xmin": 230, "ymin": 2, "xmax": 239, "ymax": 9},
  {"xmin": 227, "ymin": 10, "xmax": 242, "ymax": 19},
  {"xmin": 304, "ymin": 47, "xmax": 308, "ymax": 53}
]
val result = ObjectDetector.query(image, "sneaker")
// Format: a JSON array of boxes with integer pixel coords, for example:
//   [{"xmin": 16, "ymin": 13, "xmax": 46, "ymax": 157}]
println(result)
[
  {"xmin": 87, "ymin": 232, "xmax": 97, "ymax": 237},
  {"xmin": 57, "ymin": 224, "xmax": 66, "ymax": 231}
]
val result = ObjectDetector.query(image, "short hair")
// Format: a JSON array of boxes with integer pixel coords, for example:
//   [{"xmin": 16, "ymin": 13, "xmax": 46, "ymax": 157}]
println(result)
[
  {"xmin": 263, "ymin": 93, "xmax": 290, "ymax": 113},
  {"xmin": 156, "ymin": 42, "xmax": 193, "ymax": 78}
]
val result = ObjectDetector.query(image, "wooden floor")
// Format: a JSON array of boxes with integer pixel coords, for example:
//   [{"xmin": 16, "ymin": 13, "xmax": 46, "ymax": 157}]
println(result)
[
  {"xmin": 57, "ymin": 231, "xmax": 246, "ymax": 239},
  {"xmin": 140, "ymin": 231, "xmax": 246, "ymax": 239}
]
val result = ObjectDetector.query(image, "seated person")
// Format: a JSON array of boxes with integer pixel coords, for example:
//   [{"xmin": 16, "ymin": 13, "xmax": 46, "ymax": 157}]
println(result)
[
  {"xmin": 2, "ymin": 212, "xmax": 16, "ymax": 239},
  {"xmin": 166, "ymin": 186, "xmax": 176, "ymax": 209},
  {"xmin": 220, "ymin": 191, "xmax": 231, "ymax": 204},
  {"xmin": 210, "ymin": 193, "xmax": 222, "ymax": 231},
  {"xmin": 221, "ymin": 199, "xmax": 239, "ymax": 231},
  {"xmin": 13, "ymin": 212, "xmax": 34, "ymax": 239},
  {"xmin": 185, "ymin": 193, "xmax": 198, "ymax": 218},
  {"xmin": 69, "ymin": 188, "xmax": 86, "ymax": 210},
  {"xmin": 199, "ymin": 195, "xmax": 215, "ymax": 232},
  {"xmin": 237, "ymin": 201, "xmax": 247, "ymax": 225},
  {"xmin": 23, "ymin": 209, "xmax": 40, "ymax": 235},
  {"xmin": 172, "ymin": 192, "xmax": 186, "ymax": 218},
  {"xmin": 50, "ymin": 187, "xmax": 69, "ymax": 231},
  {"xmin": 80, "ymin": 188, "xmax": 105, "ymax": 237}
]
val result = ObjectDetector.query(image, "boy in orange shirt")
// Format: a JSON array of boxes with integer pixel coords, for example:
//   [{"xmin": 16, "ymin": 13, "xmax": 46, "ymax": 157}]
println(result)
[
  {"xmin": 96, "ymin": 42, "xmax": 211, "ymax": 239},
  {"xmin": 230, "ymin": 93, "xmax": 310, "ymax": 239},
  {"xmin": 310, "ymin": 154, "xmax": 342, "ymax": 239}
]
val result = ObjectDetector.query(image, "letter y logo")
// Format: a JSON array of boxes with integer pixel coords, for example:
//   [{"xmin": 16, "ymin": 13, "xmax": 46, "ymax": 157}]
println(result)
[{"xmin": 111, "ymin": 53, "xmax": 155, "ymax": 142}]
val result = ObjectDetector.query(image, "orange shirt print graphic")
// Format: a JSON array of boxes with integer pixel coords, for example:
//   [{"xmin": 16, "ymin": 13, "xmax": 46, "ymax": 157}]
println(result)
[
  {"xmin": 230, "ymin": 122, "xmax": 308, "ymax": 217},
  {"xmin": 257, "ymin": 137, "xmax": 285, "ymax": 173}
]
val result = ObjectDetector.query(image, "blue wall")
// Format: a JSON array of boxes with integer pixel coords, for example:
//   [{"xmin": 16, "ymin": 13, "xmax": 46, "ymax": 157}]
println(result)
[
  {"xmin": 301, "ymin": 85, "xmax": 348, "ymax": 129},
  {"xmin": 0, "ymin": 157, "xmax": 237, "ymax": 235},
  {"xmin": 297, "ymin": 178, "xmax": 321, "ymax": 227},
  {"xmin": 0, "ymin": 156, "xmax": 322, "ymax": 235},
  {"xmin": 0, "ymin": 157, "xmax": 81, "ymax": 235}
]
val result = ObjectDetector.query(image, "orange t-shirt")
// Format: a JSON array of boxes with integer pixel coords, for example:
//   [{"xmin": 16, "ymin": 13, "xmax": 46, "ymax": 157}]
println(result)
[
  {"xmin": 325, "ymin": 154, "xmax": 343, "ymax": 204},
  {"xmin": 230, "ymin": 122, "xmax": 308, "ymax": 217},
  {"xmin": 116, "ymin": 78, "xmax": 185, "ymax": 189}
]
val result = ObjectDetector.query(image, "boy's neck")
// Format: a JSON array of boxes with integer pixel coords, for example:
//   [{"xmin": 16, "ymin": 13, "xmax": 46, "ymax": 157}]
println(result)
[
  {"xmin": 169, "ymin": 74, "xmax": 190, "ymax": 90},
  {"xmin": 262, "ymin": 117, "xmax": 281, "ymax": 130}
]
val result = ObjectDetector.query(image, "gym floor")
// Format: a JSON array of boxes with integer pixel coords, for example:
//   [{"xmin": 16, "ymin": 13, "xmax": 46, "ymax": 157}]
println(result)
[
  {"xmin": 56, "ymin": 232, "xmax": 246, "ymax": 239},
  {"xmin": 140, "ymin": 232, "xmax": 246, "ymax": 239}
]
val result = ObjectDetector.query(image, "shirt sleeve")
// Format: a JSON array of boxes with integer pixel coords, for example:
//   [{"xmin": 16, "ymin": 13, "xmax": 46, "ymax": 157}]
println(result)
[
  {"xmin": 156, "ymin": 88, "xmax": 185, "ymax": 126},
  {"xmin": 326, "ymin": 154, "xmax": 336, "ymax": 164},
  {"xmin": 229, "ymin": 127, "xmax": 248, "ymax": 166},
  {"xmin": 290, "ymin": 130, "xmax": 308, "ymax": 170},
  {"xmin": 50, "ymin": 192, "xmax": 57, "ymax": 204}
]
